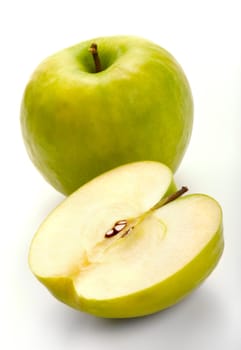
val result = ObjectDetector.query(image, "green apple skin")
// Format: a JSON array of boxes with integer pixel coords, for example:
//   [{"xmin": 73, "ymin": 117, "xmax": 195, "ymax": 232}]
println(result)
[
  {"xmin": 36, "ymin": 207, "xmax": 223, "ymax": 318},
  {"xmin": 20, "ymin": 36, "xmax": 193, "ymax": 195}
]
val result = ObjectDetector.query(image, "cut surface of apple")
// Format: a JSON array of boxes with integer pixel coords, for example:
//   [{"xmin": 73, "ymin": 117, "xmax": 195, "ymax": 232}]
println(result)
[{"xmin": 29, "ymin": 161, "xmax": 223, "ymax": 318}]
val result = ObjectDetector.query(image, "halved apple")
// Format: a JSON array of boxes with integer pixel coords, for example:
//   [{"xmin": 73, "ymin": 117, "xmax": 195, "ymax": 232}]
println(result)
[{"xmin": 29, "ymin": 161, "xmax": 223, "ymax": 318}]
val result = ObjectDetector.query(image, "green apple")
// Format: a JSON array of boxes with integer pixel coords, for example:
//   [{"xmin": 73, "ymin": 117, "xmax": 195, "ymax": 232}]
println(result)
[
  {"xmin": 20, "ymin": 36, "xmax": 193, "ymax": 195},
  {"xmin": 29, "ymin": 161, "xmax": 223, "ymax": 318}
]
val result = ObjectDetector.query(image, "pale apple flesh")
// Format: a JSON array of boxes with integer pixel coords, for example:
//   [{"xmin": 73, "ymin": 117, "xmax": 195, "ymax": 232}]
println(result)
[{"xmin": 29, "ymin": 162, "xmax": 223, "ymax": 318}]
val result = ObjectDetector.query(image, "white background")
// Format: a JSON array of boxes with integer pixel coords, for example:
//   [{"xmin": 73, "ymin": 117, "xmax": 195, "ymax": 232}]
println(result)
[{"xmin": 1, "ymin": 0, "xmax": 240, "ymax": 349}]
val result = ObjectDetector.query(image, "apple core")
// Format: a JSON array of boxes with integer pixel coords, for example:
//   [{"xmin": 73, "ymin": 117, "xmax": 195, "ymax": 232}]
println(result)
[{"xmin": 104, "ymin": 186, "xmax": 189, "ymax": 239}]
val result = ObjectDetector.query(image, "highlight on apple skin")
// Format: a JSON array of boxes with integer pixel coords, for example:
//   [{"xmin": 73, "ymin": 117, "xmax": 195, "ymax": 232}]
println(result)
[
  {"xmin": 29, "ymin": 161, "xmax": 224, "ymax": 318},
  {"xmin": 20, "ymin": 35, "xmax": 193, "ymax": 195}
]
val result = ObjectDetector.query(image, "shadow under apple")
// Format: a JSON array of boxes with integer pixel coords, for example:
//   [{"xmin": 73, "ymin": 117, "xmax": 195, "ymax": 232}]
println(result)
[{"xmin": 42, "ymin": 284, "xmax": 228, "ymax": 349}]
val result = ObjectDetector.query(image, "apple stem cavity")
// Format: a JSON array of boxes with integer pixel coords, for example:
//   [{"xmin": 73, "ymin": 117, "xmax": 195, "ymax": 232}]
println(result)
[
  {"xmin": 89, "ymin": 43, "xmax": 102, "ymax": 73},
  {"xmin": 104, "ymin": 186, "xmax": 188, "ymax": 239}
]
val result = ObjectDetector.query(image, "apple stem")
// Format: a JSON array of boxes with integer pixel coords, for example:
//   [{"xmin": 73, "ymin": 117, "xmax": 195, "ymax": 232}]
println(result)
[
  {"xmin": 150, "ymin": 186, "xmax": 188, "ymax": 211},
  {"xmin": 104, "ymin": 186, "xmax": 188, "ymax": 239},
  {"xmin": 89, "ymin": 43, "xmax": 102, "ymax": 73}
]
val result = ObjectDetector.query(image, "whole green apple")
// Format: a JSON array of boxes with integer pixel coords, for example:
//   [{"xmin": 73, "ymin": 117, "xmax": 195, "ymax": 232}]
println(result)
[{"xmin": 21, "ymin": 36, "xmax": 193, "ymax": 195}]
